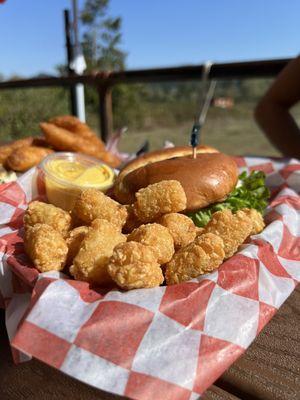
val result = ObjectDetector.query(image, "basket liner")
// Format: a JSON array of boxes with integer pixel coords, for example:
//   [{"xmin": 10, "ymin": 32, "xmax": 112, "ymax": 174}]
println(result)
[{"xmin": 0, "ymin": 156, "xmax": 299, "ymax": 400}]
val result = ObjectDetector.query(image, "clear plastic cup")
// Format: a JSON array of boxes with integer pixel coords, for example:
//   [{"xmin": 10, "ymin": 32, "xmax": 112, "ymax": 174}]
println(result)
[{"xmin": 39, "ymin": 152, "xmax": 116, "ymax": 211}]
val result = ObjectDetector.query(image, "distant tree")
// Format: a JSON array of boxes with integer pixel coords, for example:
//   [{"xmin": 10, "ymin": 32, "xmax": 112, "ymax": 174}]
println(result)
[
  {"xmin": 80, "ymin": 0, "xmax": 126, "ymax": 71},
  {"xmin": 79, "ymin": 0, "xmax": 148, "ymax": 132}
]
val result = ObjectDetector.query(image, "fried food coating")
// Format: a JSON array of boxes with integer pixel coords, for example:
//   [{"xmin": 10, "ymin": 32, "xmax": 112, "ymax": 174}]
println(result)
[
  {"xmin": 73, "ymin": 188, "xmax": 128, "ymax": 230},
  {"xmin": 6, "ymin": 146, "xmax": 53, "ymax": 172},
  {"xmin": 194, "ymin": 232, "xmax": 225, "ymax": 264},
  {"xmin": 97, "ymin": 150, "xmax": 121, "ymax": 168},
  {"xmin": 70, "ymin": 211, "xmax": 86, "ymax": 229},
  {"xmin": 24, "ymin": 201, "xmax": 72, "ymax": 238},
  {"xmin": 40, "ymin": 122, "xmax": 102, "ymax": 155},
  {"xmin": 107, "ymin": 241, "xmax": 164, "ymax": 290},
  {"xmin": 32, "ymin": 136, "xmax": 50, "ymax": 147},
  {"xmin": 157, "ymin": 213, "xmax": 197, "ymax": 249},
  {"xmin": 0, "ymin": 137, "xmax": 33, "ymax": 164},
  {"xmin": 127, "ymin": 223, "xmax": 174, "ymax": 264},
  {"xmin": 134, "ymin": 180, "xmax": 187, "ymax": 223},
  {"xmin": 122, "ymin": 204, "xmax": 142, "ymax": 233},
  {"xmin": 195, "ymin": 227, "xmax": 205, "ymax": 236},
  {"xmin": 70, "ymin": 219, "xmax": 126, "ymax": 285},
  {"xmin": 24, "ymin": 223, "xmax": 68, "ymax": 272},
  {"xmin": 165, "ymin": 233, "xmax": 225, "ymax": 285},
  {"xmin": 40, "ymin": 122, "xmax": 120, "ymax": 167},
  {"xmin": 240, "ymin": 208, "xmax": 265, "ymax": 235},
  {"xmin": 49, "ymin": 115, "xmax": 99, "ymax": 141},
  {"xmin": 204, "ymin": 209, "xmax": 252, "ymax": 259},
  {"xmin": 66, "ymin": 226, "xmax": 90, "ymax": 265},
  {"xmin": 0, "ymin": 146, "xmax": 13, "ymax": 165}
]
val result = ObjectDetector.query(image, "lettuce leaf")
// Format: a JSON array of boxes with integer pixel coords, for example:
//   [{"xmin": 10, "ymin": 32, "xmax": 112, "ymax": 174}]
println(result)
[{"xmin": 187, "ymin": 170, "xmax": 270, "ymax": 227}]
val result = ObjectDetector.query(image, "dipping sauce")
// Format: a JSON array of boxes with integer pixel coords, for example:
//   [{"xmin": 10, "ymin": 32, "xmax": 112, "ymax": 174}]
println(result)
[{"xmin": 39, "ymin": 152, "xmax": 115, "ymax": 211}]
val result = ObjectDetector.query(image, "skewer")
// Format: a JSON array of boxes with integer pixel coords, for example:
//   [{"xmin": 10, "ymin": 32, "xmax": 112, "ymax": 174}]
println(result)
[
  {"xmin": 189, "ymin": 62, "xmax": 217, "ymax": 158},
  {"xmin": 192, "ymin": 146, "xmax": 197, "ymax": 159},
  {"xmin": 189, "ymin": 80, "xmax": 216, "ymax": 155}
]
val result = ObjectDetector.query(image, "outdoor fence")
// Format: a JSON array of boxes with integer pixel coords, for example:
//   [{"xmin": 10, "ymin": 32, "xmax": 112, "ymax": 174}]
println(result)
[{"xmin": 0, "ymin": 58, "xmax": 291, "ymax": 142}]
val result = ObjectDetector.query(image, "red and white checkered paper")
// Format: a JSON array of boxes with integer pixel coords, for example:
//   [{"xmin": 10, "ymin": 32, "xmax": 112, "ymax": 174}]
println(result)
[{"xmin": 1, "ymin": 156, "xmax": 300, "ymax": 400}]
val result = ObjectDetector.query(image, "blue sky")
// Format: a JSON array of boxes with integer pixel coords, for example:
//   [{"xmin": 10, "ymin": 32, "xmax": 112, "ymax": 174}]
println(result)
[{"xmin": 0, "ymin": 0, "xmax": 299, "ymax": 78}]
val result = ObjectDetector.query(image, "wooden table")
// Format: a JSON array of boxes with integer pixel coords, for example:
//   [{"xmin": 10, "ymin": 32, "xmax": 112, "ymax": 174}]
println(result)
[{"xmin": 0, "ymin": 286, "xmax": 299, "ymax": 400}]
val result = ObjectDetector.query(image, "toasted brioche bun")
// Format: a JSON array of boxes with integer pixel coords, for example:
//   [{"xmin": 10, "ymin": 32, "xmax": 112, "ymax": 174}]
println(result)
[
  {"xmin": 113, "ymin": 146, "xmax": 238, "ymax": 211},
  {"xmin": 114, "ymin": 145, "xmax": 218, "ymax": 204},
  {"xmin": 119, "ymin": 145, "xmax": 218, "ymax": 178}
]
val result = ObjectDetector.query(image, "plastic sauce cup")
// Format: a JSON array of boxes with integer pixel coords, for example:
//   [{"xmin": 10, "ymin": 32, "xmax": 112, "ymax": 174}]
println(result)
[{"xmin": 39, "ymin": 152, "xmax": 116, "ymax": 211}]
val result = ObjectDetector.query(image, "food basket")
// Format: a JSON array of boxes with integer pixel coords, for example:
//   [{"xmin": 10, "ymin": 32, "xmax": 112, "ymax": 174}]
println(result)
[{"xmin": 0, "ymin": 156, "xmax": 299, "ymax": 400}]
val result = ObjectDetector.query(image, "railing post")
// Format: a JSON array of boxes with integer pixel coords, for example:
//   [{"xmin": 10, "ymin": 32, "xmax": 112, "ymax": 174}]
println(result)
[
  {"xmin": 64, "ymin": 9, "xmax": 77, "ymax": 116},
  {"xmin": 98, "ymin": 85, "xmax": 113, "ymax": 143}
]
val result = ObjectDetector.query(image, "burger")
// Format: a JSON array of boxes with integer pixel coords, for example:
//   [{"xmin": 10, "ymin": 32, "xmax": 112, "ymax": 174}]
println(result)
[{"xmin": 113, "ymin": 145, "xmax": 270, "ymax": 227}]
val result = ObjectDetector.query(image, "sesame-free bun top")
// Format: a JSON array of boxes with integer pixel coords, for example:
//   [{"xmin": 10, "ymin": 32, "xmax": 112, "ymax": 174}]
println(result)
[{"xmin": 113, "ymin": 146, "xmax": 238, "ymax": 211}]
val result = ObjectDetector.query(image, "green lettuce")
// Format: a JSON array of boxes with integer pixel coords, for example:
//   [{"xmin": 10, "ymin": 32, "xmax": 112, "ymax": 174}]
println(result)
[{"xmin": 187, "ymin": 170, "xmax": 270, "ymax": 227}]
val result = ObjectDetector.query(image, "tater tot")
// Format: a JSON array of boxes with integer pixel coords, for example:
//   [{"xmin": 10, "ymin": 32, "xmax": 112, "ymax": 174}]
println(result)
[
  {"xmin": 240, "ymin": 208, "xmax": 265, "ymax": 235},
  {"xmin": 73, "ymin": 188, "xmax": 128, "ymax": 230},
  {"xmin": 134, "ymin": 180, "xmax": 187, "ymax": 223},
  {"xmin": 66, "ymin": 226, "xmax": 90, "ymax": 265},
  {"xmin": 165, "ymin": 233, "xmax": 225, "ymax": 285},
  {"xmin": 107, "ymin": 241, "xmax": 164, "ymax": 290},
  {"xmin": 127, "ymin": 223, "xmax": 174, "ymax": 264},
  {"xmin": 122, "ymin": 204, "xmax": 142, "ymax": 233},
  {"xmin": 157, "ymin": 213, "xmax": 197, "ymax": 249},
  {"xmin": 194, "ymin": 232, "xmax": 225, "ymax": 267},
  {"xmin": 195, "ymin": 227, "xmax": 205, "ymax": 236},
  {"xmin": 24, "ymin": 201, "xmax": 72, "ymax": 238},
  {"xmin": 24, "ymin": 224, "xmax": 68, "ymax": 272},
  {"xmin": 204, "ymin": 209, "xmax": 252, "ymax": 259},
  {"xmin": 70, "ymin": 219, "xmax": 126, "ymax": 285}
]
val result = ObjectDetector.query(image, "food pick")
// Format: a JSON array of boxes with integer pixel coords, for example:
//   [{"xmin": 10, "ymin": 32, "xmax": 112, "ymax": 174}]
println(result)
[{"xmin": 190, "ymin": 80, "xmax": 217, "ymax": 158}]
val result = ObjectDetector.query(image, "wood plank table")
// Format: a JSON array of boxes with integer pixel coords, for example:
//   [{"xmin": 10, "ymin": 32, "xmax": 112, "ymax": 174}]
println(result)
[{"xmin": 0, "ymin": 287, "xmax": 299, "ymax": 400}]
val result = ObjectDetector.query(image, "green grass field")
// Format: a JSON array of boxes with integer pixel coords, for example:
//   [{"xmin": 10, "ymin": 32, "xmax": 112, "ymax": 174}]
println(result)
[
  {"xmin": 116, "ymin": 104, "xmax": 282, "ymax": 158},
  {"xmin": 2, "ymin": 84, "xmax": 300, "ymax": 160}
]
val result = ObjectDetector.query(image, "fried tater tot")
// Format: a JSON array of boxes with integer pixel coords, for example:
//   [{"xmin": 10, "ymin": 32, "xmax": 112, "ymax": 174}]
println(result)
[
  {"xmin": 194, "ymin": 232, "xmax": 226, "ymax": 266},
  {"xmin": 70, "ymin": 211, "xmax": 86, "ymax": 229},
  {"xmin": 127, "ymin": 223, "xmax": 174, "ymax": 264},
  {"xmin": 165, "ymin": 233, "xmax": 225, "ymax": 285},
  {"xmin": 70, "ymin": 219, "xmax": 126, "ymax": 285},
  {"xmin": 24, "ymin": 201, "xmax": 72, "ymax": 238},
  {"xmin": 73, "ymin": 188, "xmax": 128, "ymax": 230},
  {"xmin": 157, "ymin": 213, "xmax": 197, "ymax": 249},
  {"xmin": 66, "ymin": 226, "xmax": 90, "ymax": 265},
  {"xmin": 240, "ymin": 208, "xmax": 265, "ymax": 235},
  {"xmin": 134, "ymin": 180, "xmax": 187, "ymax": 223},
  {"xmin": 123, "ymin": 204, "xmax": 142, "ymax": 233},
  {"xmin": 6, "ymin": 146, "xmax": 53, "ymax": 172},
  {"xmin": 107, "ymin": 241, "xmax": 164, "ymax": 290},
  {"xmin": 195, "ymin": 227, "xmax": 205, "ymax": 236},
  {"xmin": 24, "ymin": 223, "xmax": 68, "ymax": 272},
  {"xmin": 204, "ymin": 209, "xmax": 252, "ymax": 259}
]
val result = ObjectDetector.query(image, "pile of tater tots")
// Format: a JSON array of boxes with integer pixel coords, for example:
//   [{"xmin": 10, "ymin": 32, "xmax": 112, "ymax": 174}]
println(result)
[{"xmin": 23, "ymin": 180, "xmax": 264, "ymax": 289}]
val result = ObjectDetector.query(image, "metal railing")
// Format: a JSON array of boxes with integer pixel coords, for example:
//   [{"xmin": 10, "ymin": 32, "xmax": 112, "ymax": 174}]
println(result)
[{"xmin": 0, "ymin": 58, "xmax": 291, "ymax": 141}]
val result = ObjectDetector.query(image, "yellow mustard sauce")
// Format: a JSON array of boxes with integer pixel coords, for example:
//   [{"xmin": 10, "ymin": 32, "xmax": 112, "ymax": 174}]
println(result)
[{"xmin": 44, "ymin": 159, "xmax": 115, "ymax": 211}]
